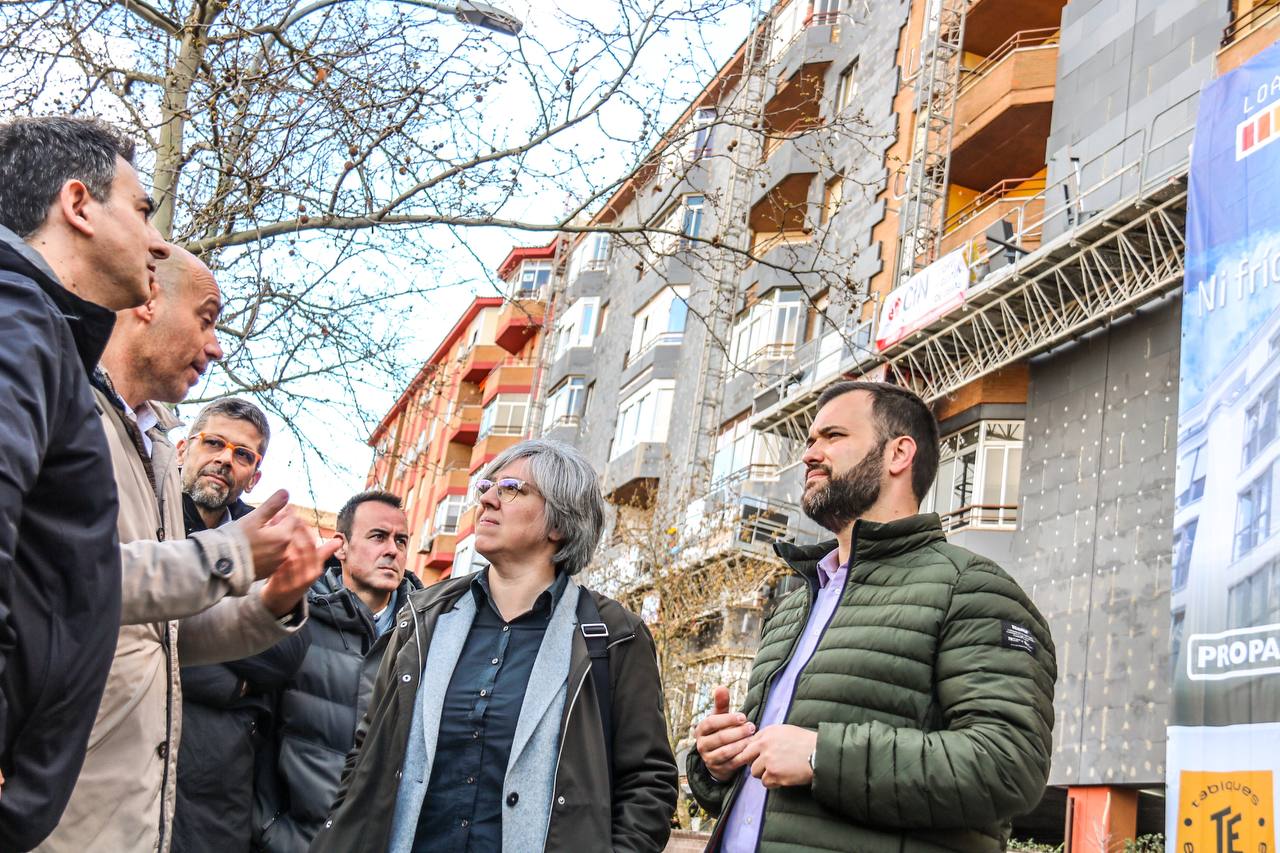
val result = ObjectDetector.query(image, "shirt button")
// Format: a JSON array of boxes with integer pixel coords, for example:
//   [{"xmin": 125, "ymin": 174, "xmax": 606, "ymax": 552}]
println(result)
[
  {"xmin": 399, "ymin": 620, "xmax": 409, "ymax": 629},
  {"xmin": 156, "ymin": 742, "xmax": 168, "ymax": 759},
  {"xmin": 472, "ymin": 731, "xmax": 480, "ymax": 739},
  {"xmin": 507, "ymin": 792, "xmax": 519, "ymax": 806},
  {"xmin": 466, "ymin": 776, "xmax": 475, "ymax": 784},
  {"xmin": 401, "ymin": 674, "xmax": 412, "ymax": 682},
  {"xmin": 502, "ymin": 625, "xmax": 509, "ymax": 632},
  {"xmin": 213, "ymin": 557, "xmax": 233, "ymax": 577}
]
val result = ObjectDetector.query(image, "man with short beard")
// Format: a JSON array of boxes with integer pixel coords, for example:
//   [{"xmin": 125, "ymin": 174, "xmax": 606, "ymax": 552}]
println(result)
[
  {"xmin": 688, "ymin": 381, "xmax": 1057, "ymax": 853},
  {"xmin": 171, "ymin": 399, "xmax": 311, "ymax": 853}
]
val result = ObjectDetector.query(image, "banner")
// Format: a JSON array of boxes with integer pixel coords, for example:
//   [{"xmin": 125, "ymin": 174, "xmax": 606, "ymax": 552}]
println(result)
[
  {"xmin": 875, "ymin": 246, "xmax": 970, "ymax": 350},
  {"xmin": 1169, "ymin": 40, "xmax": 1280, "ymax": 851}
]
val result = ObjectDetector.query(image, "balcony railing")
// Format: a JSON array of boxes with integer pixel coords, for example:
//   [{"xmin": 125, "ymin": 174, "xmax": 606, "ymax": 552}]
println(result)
[
  {"xmin": 945, "ymin": 176, "xmax": 1047, "ymax": 233},
  {"xmin": 1223, "ymin": 0, "xmax": 1280, "ymax": 46},
  {"xmin": 623, "ymin": 331, "xmax": 683, "ymax": 368},
  {"xmin": 958, "ymin": 27, "xmax": 1059, "ymax": 96},
  {"xmin": 938, "ymin": 503, "xmax": 1018, "ymax": 532}
]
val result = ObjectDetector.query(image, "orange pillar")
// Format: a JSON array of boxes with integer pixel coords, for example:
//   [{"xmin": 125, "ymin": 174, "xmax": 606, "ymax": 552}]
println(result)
[{"xmin": 1065, "ymin": 786, "xmax": 1139, "ymax": 853}]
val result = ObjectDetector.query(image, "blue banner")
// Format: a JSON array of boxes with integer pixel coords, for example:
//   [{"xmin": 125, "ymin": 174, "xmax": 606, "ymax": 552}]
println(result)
[{"xmin": 1168, "ymin": 39, "xmax": 1280, "ymax": 851}]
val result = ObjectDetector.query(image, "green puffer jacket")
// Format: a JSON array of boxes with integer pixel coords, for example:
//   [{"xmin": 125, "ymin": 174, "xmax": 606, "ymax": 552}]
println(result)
[{"xmin": 687, "ymin": 514, "xmax": 1056, "ymax": 853}]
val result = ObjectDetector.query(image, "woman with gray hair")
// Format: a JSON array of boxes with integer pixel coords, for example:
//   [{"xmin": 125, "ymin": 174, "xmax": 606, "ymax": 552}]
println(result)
[{"xmin": 311, "ymin": 439, "xmax": 678, "ymax": 853}]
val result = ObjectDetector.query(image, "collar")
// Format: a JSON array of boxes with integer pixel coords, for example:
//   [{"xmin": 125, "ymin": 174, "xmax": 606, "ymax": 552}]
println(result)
[
  {"xmin": 471, "ymin": 568, "xmax": 569, "ymax": 619},
  {"xmin": 0, "ymin": 224, "xmax": 116, "ymax": 375},
  {"xmin": 92, "ymin": 367, "xmax": 183, "ymax": 432},
  {"xmin": 773, "ymin": 513, "xmax": 947, "ymax": 579},
  {"xmin": 815, "ymin": 548, "xmax": 846, "ymax": 587}
]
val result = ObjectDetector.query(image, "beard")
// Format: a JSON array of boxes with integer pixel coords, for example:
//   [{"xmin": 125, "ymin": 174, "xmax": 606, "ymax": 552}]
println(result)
[
  {"xmin": 184, "ymin": 463, "xmax": 234, "ymax": 510},
  {"xmin": 802, "ymin": 441, "xmax": 885, "ymax": 532}
]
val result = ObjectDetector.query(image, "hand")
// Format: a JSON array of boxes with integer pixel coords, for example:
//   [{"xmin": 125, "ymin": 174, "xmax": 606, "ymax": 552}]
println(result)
[
  {"xmin": 234, "ymin": 489, "xmax": 295, "ymax": 580},
  {"xmin": 260, "ymin": 522, "xmax": 341, "ymax": 618},
  {"xmin": 694, "ymin": 686, "xmax": 755, "ymax": 783},
  {"xmin": 736, "ymin": 724, "xmax": 817, "ymax": 789}
]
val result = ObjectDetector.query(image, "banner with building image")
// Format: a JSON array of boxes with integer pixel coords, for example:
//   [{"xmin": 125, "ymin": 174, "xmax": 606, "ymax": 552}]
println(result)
[{"xmin": 1168, "ymin": 40, "xmax": 1280, "ymax": 852}]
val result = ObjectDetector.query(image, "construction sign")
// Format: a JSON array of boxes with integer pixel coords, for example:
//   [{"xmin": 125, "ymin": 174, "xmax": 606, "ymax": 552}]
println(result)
[{"xmin": 1169, "ymin": 36, "xmax": 1280, "ymax": 851}]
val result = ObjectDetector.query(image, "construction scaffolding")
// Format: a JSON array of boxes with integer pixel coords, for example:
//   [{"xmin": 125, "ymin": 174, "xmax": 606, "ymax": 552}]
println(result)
[{"xmin": 896, "ymin": 0, "xmax": 967, "ymax": 282}]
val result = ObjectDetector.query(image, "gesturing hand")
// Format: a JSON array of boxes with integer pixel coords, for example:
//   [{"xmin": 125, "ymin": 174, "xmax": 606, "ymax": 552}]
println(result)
[
  {"xmin": 260, "ymin": 519, "xmax": 341, "ymax": 618},
  {"xmin": 694, "ymin": 686, "xmax": 756, "ymax": 782},
  {"xmin": 234, "ymin": 489, "xmax": 295, "ymax": 580},
  {"xmin": 736, "ymin": 724, "xmax": 817, "ymax": 789}
]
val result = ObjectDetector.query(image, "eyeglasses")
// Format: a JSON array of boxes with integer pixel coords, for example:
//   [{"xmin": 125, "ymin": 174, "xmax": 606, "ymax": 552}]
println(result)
[
  {"xmin": 475, "ymin": 477, "xmax": 538, "ymax": 502},
  {"xmin": 191, "ymin": 432, "xmax": 262, "ymax": 468}
]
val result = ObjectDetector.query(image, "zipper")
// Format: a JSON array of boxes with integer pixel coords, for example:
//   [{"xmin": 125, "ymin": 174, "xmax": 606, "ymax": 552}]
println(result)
[
  {"xmin": 713, "ymin": 529, "xmax": 859, "ymax": 853},
  {"xmin": 159, "ymin": 621, "xmax": 173, "ymax": 851}
]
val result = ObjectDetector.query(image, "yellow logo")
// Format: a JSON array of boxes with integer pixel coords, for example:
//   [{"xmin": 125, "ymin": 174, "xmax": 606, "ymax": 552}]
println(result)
[{"xmin": 1177, "ymin": 770, "xmax": 1276, "ymax": 853}]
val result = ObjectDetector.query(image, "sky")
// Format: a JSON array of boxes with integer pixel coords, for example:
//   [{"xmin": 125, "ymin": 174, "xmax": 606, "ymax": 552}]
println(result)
[{"xmin": 162, "ymin": 0, "xmax": 756, "ymax": 513}]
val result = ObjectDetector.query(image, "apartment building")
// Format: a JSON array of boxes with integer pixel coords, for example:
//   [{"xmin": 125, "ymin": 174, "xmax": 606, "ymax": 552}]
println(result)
[
  {"xmin": 367, "ymin": 241, "xmax": 553, "ymax": 584},
  {"xmin": 535, "ymin": 0, "xmax": 1280, "ymax": 845}
]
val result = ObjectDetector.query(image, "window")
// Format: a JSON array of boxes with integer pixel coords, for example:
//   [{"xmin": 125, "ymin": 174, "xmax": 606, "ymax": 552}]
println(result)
[
  {"xmin": 1227, "ymin": 558, "xmax": 1280, "ymax": 629},
  {"xmin": 729, "ymin": 289, "xmax": 805, "ymax": 373},
  {"xmin": 647, "ymin": 195, "xmax": 704, "ymax": 260},
  {"xmin": 921, "ymin": 421, "xmax": 1023, "ymax": 530},
  {"xmin": 769, "ymin": 0, "xmax": 806, "ymax": 59},
  {"xmin": 821, "ymin": 175, "xmax": 844, "ymax": 226},
  {"xmin": 834, "ymin": 59, "xmax": 858, "ymax": 112},
  {"xmin": 514, "ymin": 260, "xmax": 552, "ymax": 299},
  {"xmin": 1235, "ymin": 465, "xmax": 1274, "ymax": 560},
  {"xmin": 570, "ymin": 233, "xmax": 611, "ymax": 279},
  {"xmin": 711, "ymin": 416, "xmax": 783, "ymax": 484},
  {"xmin": 433, "ymin": 494, "xmax": 466, "ymax": 536},
  {"xmin": 479, "ymin": 394, "xmax": 528, "ymax": 438},
  {"xmin": 682, "ymin": 195, "xmax": 705, "ymax": 241},
  {"xmin": 1172, "ymin": 519, "xmax": 1197, "ymax": 592},
  {"xmin": 553, "ymin": 297, "xmax": 599, "ymax": 359},
  {"xmin": 1176, "ymin": 443, "xmax": 1207, "ymax": 508},
  {"xmin": 542, "ymin": 377, "xmax": 587, "ymax": 432},
  {"xmin": 691, "ymin": 107, "xmax": 717, "ymax": 156},
  {"xmin": 451, "ymin": 535, "xmax": 488, "ymax": 578},
  {"xmin": 628, "ymin": 286, "xmax": 689, "ymax": 361},
  {"xmin": 1171, "ymin": 609, "xmax": 1185, "ymax": 677},
  {"xmin": 1244, "ymin": 380, "xmax": 1278, "ymax": 466},
  {"xmin": 611, "ymin": 380, "xmax": 676, "ymax": 459}
]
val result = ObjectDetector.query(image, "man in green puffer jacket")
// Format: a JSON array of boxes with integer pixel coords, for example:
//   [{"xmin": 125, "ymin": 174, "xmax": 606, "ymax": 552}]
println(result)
[{"xmin": 688, "ymin": 381, "xmax": 1056, "ymax": 853}]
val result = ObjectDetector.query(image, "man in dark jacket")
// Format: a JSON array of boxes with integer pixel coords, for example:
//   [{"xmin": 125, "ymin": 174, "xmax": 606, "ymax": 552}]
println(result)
[
  {"xmin": 173, "ymin": 398, "xmax": 311, "ymax": 853},
  {"xmin": 0, "ymin": 115, "xmax": 170, "ymax": 850},
  {"xmin": 689, "ymin": 381, "xmax": 1057, "ymax": 853},
  {"xmin": 255, "ymin": 490, "xmax": 421, "ymax": 852}
]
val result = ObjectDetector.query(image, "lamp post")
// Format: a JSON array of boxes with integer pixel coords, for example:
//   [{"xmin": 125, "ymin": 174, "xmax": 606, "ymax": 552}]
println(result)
[{"xmin": 422, "ymin": 1, "xmax": 523, "ymax": 36}]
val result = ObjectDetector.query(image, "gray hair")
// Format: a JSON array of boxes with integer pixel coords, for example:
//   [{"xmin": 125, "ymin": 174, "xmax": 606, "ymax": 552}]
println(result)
[
  {"xmin": 188, "ymin": 397, "xmax": 271, "ymax": 455},
  {"xmin": 0, "ymin": 116, "xmax": 137, "ymax": 238},
  {"xmin": 480, "ymin": 438, "xmax": 605, "ymax": 576}
]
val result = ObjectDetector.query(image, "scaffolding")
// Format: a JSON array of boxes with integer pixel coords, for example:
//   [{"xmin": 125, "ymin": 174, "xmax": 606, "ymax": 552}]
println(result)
[{"xmin": 896, "ymin": 0, "xmax": 967, "ymax": 282}]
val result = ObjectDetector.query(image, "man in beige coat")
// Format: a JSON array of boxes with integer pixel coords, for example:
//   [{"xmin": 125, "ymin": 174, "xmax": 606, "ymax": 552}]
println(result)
[{"xmin": 36, "ymin": 246, "xmax": 338, "ymax": 853}]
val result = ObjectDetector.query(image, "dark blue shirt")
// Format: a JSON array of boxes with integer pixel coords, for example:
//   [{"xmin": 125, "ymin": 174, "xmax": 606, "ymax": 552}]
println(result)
[{"xmin": 412, "ymin": 570, "xmax": 569, "ymax": 853}]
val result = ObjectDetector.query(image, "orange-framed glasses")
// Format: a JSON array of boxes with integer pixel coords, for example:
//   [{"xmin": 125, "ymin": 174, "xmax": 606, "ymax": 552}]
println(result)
[{"xmin": 190, "ymin": 432, "xmax": 263, "ymax": 468}]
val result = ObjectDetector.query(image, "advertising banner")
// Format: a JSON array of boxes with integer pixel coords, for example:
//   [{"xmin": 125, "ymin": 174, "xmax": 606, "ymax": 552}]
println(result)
[
  {"xmin": 1168, "ymin": 40, "xmax": 1280, "ymax": 851},
  {"xmin": 875, "ymin": 246, "xmax": 970, "ymax": 350}
]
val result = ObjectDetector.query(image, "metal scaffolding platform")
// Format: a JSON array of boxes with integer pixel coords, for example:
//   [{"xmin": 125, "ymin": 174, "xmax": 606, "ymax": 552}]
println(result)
[{"xmin": 751, "ymin": 170, "xmax": 1189, "ymax": 440}]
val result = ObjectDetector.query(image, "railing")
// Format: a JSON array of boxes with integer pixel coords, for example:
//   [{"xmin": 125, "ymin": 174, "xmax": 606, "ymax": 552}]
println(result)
[
  {"xmin": 623, "ymin": 331, "xmax": 683, "ymax": 367},
  {"xmin": 958, "ymin": 27, "xmax": 1059, "ymax": 96},
  {"xmin": 749, "ymin": 229, "xmax": 811, "ymax": 257},
  {"xmin": 762, "ymin": 116, "xmax": 821, "ymax": 161},
  {"xmin": 938, "ymin": 503, "xmax": 1018, "ymax": 532},
  {"xmin": 1223, "ymin": 0, "xmax": 1280, "ymax": 47},
  {"xmin": 734, "ymin": 341, "xmax": 797, "ymax": 375},
  {"xmin": 547, "ymin": 414, "xmax": 581, "ymax": 430},
  {"xmin": 944, "ymin": 176, "xmax": 1047, "ymax": 233}
]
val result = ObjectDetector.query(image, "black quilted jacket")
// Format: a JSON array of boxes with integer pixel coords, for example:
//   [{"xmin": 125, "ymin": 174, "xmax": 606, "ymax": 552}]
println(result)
[{"xmin": 688, "ymin": 513, "xmax": 1057, "ymax": 853}]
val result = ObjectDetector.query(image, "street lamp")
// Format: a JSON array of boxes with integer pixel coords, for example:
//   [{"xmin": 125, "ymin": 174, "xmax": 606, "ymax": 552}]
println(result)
[{"xmin": 422, "ymin": 1, "xmax": 523, "ymax": 36}]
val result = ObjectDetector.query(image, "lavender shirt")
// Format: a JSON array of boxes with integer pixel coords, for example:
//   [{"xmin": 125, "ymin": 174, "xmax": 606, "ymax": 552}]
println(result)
[{"xmin": 721, "ymin": 549, "xmax": 845, "ymax": 853}]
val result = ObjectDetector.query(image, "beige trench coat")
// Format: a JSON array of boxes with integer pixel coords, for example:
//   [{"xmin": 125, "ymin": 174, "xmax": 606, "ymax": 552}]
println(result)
[{"xmin": 36, "ymin": 384, "xmax": 305, "ymax": 853}]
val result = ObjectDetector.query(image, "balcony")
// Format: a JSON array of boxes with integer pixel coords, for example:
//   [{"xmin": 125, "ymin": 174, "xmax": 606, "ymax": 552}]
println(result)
[
  {"xmin": 444, "ymin": 404, "xmax": 482, "ymax": 446},
  {"xmin": 459, "ymin": 344, "xmax": 505, "ymax": 384},
  {"xmin": 480, "ymin": 361, "xmax": 535, "ymax": 404},
  {"xmin": 470, "ymin": 431, "xmax": 523, "ymax": 471},
  {"xmin": 495, "ymin": 299, "xmax": 545, "ymax": 354},
  {"xmin": 622, "ymin": 331, "xmax": 683, "ymax": 375},
  {"xmin": 950, "ymin": 29, "xmax": 1058, "ymax": 191},
  {"xmin": 421, "ymin": 531, "xmax": 457, "ymax": 570},
  {"xmin": 963, "ymin": 0, "xmax": 1067, "ymax": 56},
  {"xmin": 749, "ymin": 172, "xmax": 815, "ymax": 259},
  {"xmin": 761, "ymin": 62, "xmax": 828, "ymax": 162},
  {"xmin": 676, "ymin": 470, "xmax": 799, "ymax": 568},
  {"xmin": 1220, "ymin": 1, "xmax": 1280, "ymax": 74},
  {"xmin": 543, "ymin": 414, "xmax": 582, "ymax": 443},
  {"xmin": 939, "ymin": 175, "xmax": 1046, "ymax": 258},
  {"xmin": 603, "ymin": 441, "xmax": 664, "ymax": 505}
]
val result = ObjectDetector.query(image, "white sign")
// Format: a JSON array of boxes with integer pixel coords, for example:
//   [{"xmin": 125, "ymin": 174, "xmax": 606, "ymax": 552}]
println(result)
[{"xmin": 876, "ymin": 247, "xmax": 971, "ymax": 350}]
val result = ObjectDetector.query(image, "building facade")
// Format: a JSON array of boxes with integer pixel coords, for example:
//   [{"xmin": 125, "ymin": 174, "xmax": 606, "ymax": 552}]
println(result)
[
  {"xmin": 533, "ymin": 0, "xmax": 1280, "ymax": 845},
  {"xmin": 367, "ymin": 241, "xmax": 553, "ymax": 584}
]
